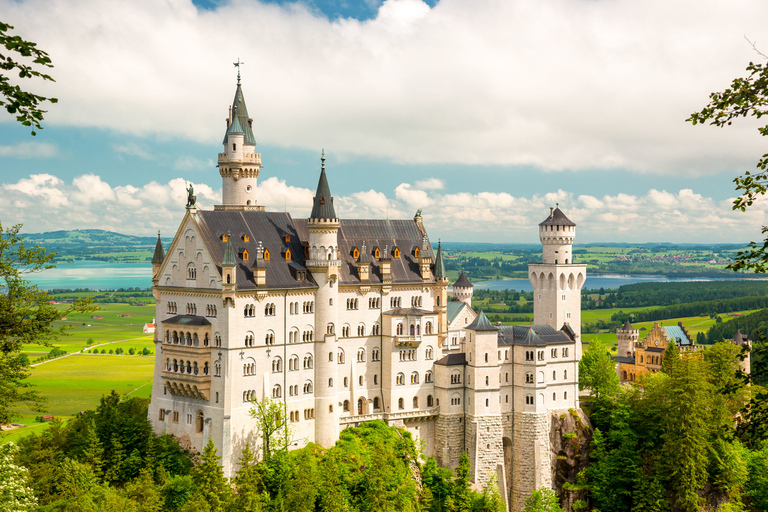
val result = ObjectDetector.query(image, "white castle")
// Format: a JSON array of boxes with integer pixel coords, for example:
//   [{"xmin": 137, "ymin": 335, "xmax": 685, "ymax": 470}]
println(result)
[{"xmin": 148, "ymin": 80, "xmax": 586, "ymax": 511}]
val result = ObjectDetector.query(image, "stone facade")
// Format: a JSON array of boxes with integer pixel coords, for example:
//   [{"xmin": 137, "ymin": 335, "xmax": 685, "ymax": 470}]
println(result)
[{"xmin": 512, "ymin": 411, "xmax": 552, "ymax": 512}]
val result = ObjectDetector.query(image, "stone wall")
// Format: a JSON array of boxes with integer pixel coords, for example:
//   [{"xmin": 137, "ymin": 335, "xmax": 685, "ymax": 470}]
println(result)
[
  {"xmin": 549, "ymin": 408, "xmax": 592, "ymax": 500},
  {"xmin": 435, "ymin": 413, "xmax": 465, "ymax": 469},
  {"xmin": 511, "ymin": 411, "xmax": 551, "ymax": 512},
  {"xmin": 466, "ymin": 414, "xmax": 504, "ymax": 488}
]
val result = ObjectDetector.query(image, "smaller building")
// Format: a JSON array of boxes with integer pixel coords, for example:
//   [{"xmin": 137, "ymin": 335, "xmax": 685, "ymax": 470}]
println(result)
[
  {"xmin": 614, "ymin": 321, "xmax": 699, "ymax": 382},
  {"xmin": 143, "ymin": 318, "xmax": 156, "ymax": 334}
]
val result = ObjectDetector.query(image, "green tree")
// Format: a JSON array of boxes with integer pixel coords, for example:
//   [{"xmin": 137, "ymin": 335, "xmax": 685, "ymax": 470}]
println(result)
[
  {"xmin": 0, "ymin": 21, "xmax": 58, "ymax": 135},
  {"xmin": 475, "ymin": 473, "xmax": 505, "ymax": 512},
  {"xmin": 578, "ymin": 340, "xmax": 620, "ymax": 399},
  {"xmin": 0, "ymin": 442, "xmax": 37, "ymax": 512},
  {"xmin": 0, "ymin": 222, "xmax": 94, "ymax": 423},
  {"xmin": 231, "ymin": 443, "xmax": 268, "ymax": 512},
  {"xmin": 248, "ymin": 397, "xmax": 290, "ymax": 461},
  {"xmin": 190, "ymin": 439, "xmax": 231, "ymax": 512},
  {"xmin": 452, "ymin": 452, "xmax": 472, "ymax": 512},
  {"xmin": 522, "ymin": 488, "xmax": 564, "ymax": 512},
  {"xmin": 121, "ymin": 469, "xmax": 163, "ymax": 512},
  {"xmin": 161, "ymin": 475, "xmax": 194, "ymax": 512},
  {"xmin": 660, "ymin": 341, "xmax": 680, "ymax": 375},
  {"xmin": 745, "ymin": 443, "xmax": 768, "ymax": 511}
]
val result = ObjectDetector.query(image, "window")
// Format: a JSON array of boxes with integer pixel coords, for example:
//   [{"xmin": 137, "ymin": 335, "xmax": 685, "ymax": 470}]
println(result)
[
  {"xmin": 427, "ymin": 395, "xmax": 433, "ymax": 407},
  {"xmin": 289, "ymin": 356, "xmax": 298, "ymax": 371},
  {"xmin": 373, "ymin": 397, "xmax": 380, "ymax": 409},
  {"xmin": 411, "ymin": 372, "xmax": 419, "ymax": 384},
  {"xmin": 551, "ymin": 348, "xmax": 558, "ymax": 358},
  {"xmin": 563, "ymin": 347, "xmax": 569, "ymax": 357},
  {"xmin": 337, "ymin": 349, "xmax": 345, "ymax": 364},
  {"xmin": 396, "ymin": 373, "xmax": 405, "ymax": 385},
  {"xmin": 303, "ymin": 380, "xmax": 313, "ymax": 394},
  {"xmin": 265, "ymin": 332, "xmax": 275, "ymax": 345},
  {"xmin": 172, "ymin": 411, "xmax": 179, "ymax": 423},
  {"xmin": 526, "ymin": 372, "xmax": 533, "ymax": 383},
  {"xmin": 393, "ymin": 247, "xmax": 400, "ymax": 258},
  {"xmin": 358, "ymin": 376, "xmax": 363, "ymax": 386},
  {"xmin": 369, "ymin": 298, "xmax": 380, "ymax": 309},
  {"xmin": 526, "ymin": 395, "xmax": 533, "ymax": 405},
  {"xmin": 357, "ymin": 325, "xmax": 365, "ymax": 336},
  {"xmin": 553, "ymin": 370, "xmax": 556, "ymax": 381},
  {"xmin": 159, "ymin": 410, "xmax": 165, "ymax": 421},
  {"xmin": 425, "ymin": 321, "xmax": 433, "ymax": 335},
  {"xmin": 397, "ymin": 323, "xmax": 404, "ymax": 335},
  {"xmin": 344, "ymin": 377, "xmax": 349, "ymax": 387},
  {"xmin": 425, "ymin": 346, "xmax": 433, "ymax": 360},
  {"xmin": 196, "ymin": 411, "xmax": 204, "ymax": 433},
  {"xmin": 357, "ymin": 348, "xmax": 366, "ymax": 362},
  {"xmin": 425, "ymin": 371, "xmax": 433, "ymax": 383},
  {"xmin": 263, "ymin": 249, "xmax": 270, "ymax": 261},
  {"xmin": 564, "ymin": 369, "xmax": 568, "ymax": 379},
  {"xmin": 303, "ymin": 355, "xmax": 313, "ymax": 369},
  {"xmin": 451, "ymin": 395, "xmax": 461, "ymax": 406},
  {"xmin": 451, "ymin": 371, "xmax": 461, "ymax": 384},
  {"xmin": 372, "ymin": 324, "xmax": 380, "ymax": 335},
  {"xmin": 206, "ymin": 304, "xmax": 217, "ymax": 317},
  {"xmin": 553, "ymin": 392, "xmax": 557, "ymax": 401},
  {"xmin": 302, "ymin": 330, "xmax": 314, "ymax": 342},
  {"xmin": 398, "ymin": 398, "xmax": 404, "ymax": 410},
  {"xmin": 342, "ymin": 325, "xmax": 350, "ymax": 337},
  {"xmin": 525, "ymin": 350, "xmax": 534, "ymax": 361},
  {"xmin": 343, "ymin": 400, "xmax": 350, "ymax": 412},
  {"xmin": 265, "ymin": 303, "xmax": 276, "ymax": 316},
  {"xmin": 327, "ymin": 323, "xmax": 335, "ymax": 335},
  {"xmin": 272, "ymin": 357, "xmax": 283, "ymax": 373},
  {"xmin": 413, "ymin": 396, "xmax": 418, "ymax": 408},
  {"xmin": 272, "ymin": 385, "xmax": 282, "ymax": 398},
  {"xmin": 374, "ymin": 374, "xmax": 378, "ymax": 385},
  {"xmin": 303, "ymin": 301, "xmax": 315, "ymax": 313},
  {"xmin": 244, "ymin": 334, "xmax": 254, "ymax": 347},
  {"xmin": 537, "ymin": 350, "xmax": 545, "ymax": 361},
  {"xmin": 214, "ymin": 334, "xmax": 222, "ymax": 347},
  {"xmin": 564, "ymin": 391, "xmax": 568, "ymax": 400},
  {"xmin": 372, "ymin": 348, "xmax": 380, "ymax": 361},
  {"xmin": 346, "ymin": 298, "xmax": 359, "ymax": 310},
  {"xmin": 186, "ymin": 303, "xmax": 197, "ymax": 315},
  {"xmin": 187, "ymin": 263, "xmax": 197, "ymax": 279}
]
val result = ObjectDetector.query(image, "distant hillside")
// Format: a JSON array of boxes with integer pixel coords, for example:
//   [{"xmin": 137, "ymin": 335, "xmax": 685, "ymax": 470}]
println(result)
[{"xmin": 21, "ymin": 229, "xmax": 172, "ymax": 263}]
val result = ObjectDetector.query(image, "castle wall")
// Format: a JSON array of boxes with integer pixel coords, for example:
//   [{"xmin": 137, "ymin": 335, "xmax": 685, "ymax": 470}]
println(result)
[
  {"xmin": 435, "ymin": 413, "xmax": 465, "ymax": 469},
  {"xmin": 511, "ymin": 411, "xmax": 551, "ymax": 512}
]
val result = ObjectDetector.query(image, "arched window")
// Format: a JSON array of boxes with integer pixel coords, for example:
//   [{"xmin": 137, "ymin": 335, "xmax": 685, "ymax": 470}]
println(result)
[
  {"xmin": 425, "ymin": 321, "xmax": 433, "ymax": 335},
  {"xmin": 372, "ymin": 348, "xmax": 380, "ymax": 361},
  {"xmin": 304, "ymin": 354, "xmax": 314, "ymax": 369},
  {"xmin": 373, "ymin": 397, "xmax": 380, "ymax": 409},
  {"xmin": 398, "ymin": 398, "xmax": 404, "ymax": 410},
  {"xmin": 303, "ymin": 380, "xmax": 313, "ymax": 394},
  {"xmin": 397, "ymin": 323, "xmax": 404, "ymax": 335},
  {"xmin": 396, "ymin": 373, "xmax": 405, "ymax": 385},
  {"xmin": 425, "ymin": 370, "xmax": 433, "ymax": 383},
  {"xmin": 427, "ymin": 395, "xmax": 433, "ymax": 407},
  {"xmin": 272, "ymin": 384, "xmax": 282, "ymax": 398},
  {"xmin": 343, "ymin": 400, "xmax": 350, "ymax": 412},
  {"xmin": 289, "ymin": 355, "xmax": 298, "ymax": 371},
  {"xmin": 411, "ymin": 372, "xmax": 419, "ymax": 384},
  {"xmin": 272, "ymin": 357, "xmax": 283, "ymax": 373},
  {"xmin": 196, "ymin": 411, "xmax": 204, "ymax": 433},
  {"xmin": 327, "ymin": 323, "xmax": 335, "ymax": 335},
  {"xmin": 357, "ymin": 348, "xmax": 365, "ymax": 362},
  {"xmin": 337, "ymin": 349, "xmax": 345, "ymax": 364},
  {"xmin": 413, "ymin": 396, "xmax": 418, "ymax": 408}
]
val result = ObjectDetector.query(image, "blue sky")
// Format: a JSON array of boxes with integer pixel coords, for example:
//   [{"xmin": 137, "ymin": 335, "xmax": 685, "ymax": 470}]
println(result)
[{"xmin": 2, "ymin": 0, "xmax": 768, "ymax": 244}]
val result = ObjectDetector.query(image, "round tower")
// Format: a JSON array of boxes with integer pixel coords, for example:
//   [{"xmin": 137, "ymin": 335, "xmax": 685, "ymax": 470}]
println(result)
[
  {"xmin": 616, "ymin": 320, "xmax": 639, "ymax": 358},
  {"xmin": 217, "ymin": 77, "xmax": 263, "ymax": 209},
  {"xmin": 452, "ymin": 271, "xmax": 474, "ymax": 307},
  {"xmin": 306, "ymin": 152, "xmax": 341, "ymax": 448},
  {"xmin": 539, "ymin": 205, "xmax": 575, "ymax": 264}
]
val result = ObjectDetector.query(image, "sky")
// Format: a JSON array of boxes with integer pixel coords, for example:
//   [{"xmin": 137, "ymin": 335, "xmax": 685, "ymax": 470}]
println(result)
[{"xmin": 2, "ymin": 0, "xmax": 768, "ymax": 244}]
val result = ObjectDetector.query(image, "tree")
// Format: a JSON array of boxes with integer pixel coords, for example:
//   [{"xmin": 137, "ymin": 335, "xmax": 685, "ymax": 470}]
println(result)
[
  {"xmin": 0, "ymin": 222, "xmax": 94, "ymax": 424},
  {"xmin": 248, "ymin": 397, "xmax": 290, "ymax": 461},
  {"xmin": 0, "ymin": 21, "xmax": 58, "ymax": 135},
  {"xmin": 522, "ymin": 488, "xmax": 564, "ymax": 512},
  {"xmin": 578, "ymin": 340, "xmax": 620, "ymax": 399},
  {"xmin": 0, "ymin": 442, "xmax": 37, "ymax": 512},
  {"xmin": 231, "ymin": 444, "xmax": 269, "ymax": 512},
  {"xmin": 189, "ymin": 439, "xmax": 231, "ymax": 512}
]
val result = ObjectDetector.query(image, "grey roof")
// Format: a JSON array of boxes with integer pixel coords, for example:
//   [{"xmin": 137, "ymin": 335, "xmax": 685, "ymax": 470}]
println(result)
[
  {"xmin": 734, "ymin": 330, "xmax": 748, "ymax": 344},
  {"xmin": 434, "ymin": 240, "xmax": 446, "ymax": 279},
  {"xmin": 222, "ymin": 84, "xmax": 256, "ymax": 145},
  {"xmin": 193, "ymin": 211, "xmax": 432, "ymax": 290},
  {"xmin": 497, "ymin": 324, "xmax": 574, "ymax": 346},
  {"xmin": 646, "ymin": 347, "xmax": 664, "ymax": 353},
  {"xmin": 664, "ymin": 325, "xmax": 692, "ymax": 345},
  {"xmin": 222, "ymin": 234, "xmax": 236, "ymax": 266},
  {"xmin": 447, "ymin": 301, "xmax": 466, "ymax": 324},
  {"xmin": 163, "ymin": 315, "xmax": 212, "ymax": 326},
  {"xmin": 310, "ymin": 163, "xmax": 337, "ymax": 220},
  {"xmin": 622, "ymin": 320, "xmax": 633, "ymax": 330},
  {"xmin": 382, "ymin": 307, "xmax": 433, "ymax": 316},
  {"xmin": 539, "ymin": 207, "xmax": 576, "ymax": 227},
  {"xmin": 612, "ymin": 355, "xmax": 635, "ymax": 364},
  {"xmin": 295, "ymin": 218, "xmax": 435, "ymax": 285},
  {"xmin": 466, "ymin": 311, "xmax": 497, "ymax": 331},
  {"xmin": 226, "ymin": 107, "xmax": 245, "ymax": 134},
  {"xmin": 435, "ymin": 352, "xmax": 466, "ymax": 366},
  {"xmin": 152, "ymin": 232, "xmax": 164, "ymax": 264},
  {"xmin": 453, "ymin": 271, "xmax": 473, "ymax": 288},
  {"xmin": 195, "ymin": 211, "xmax": 317, "ymax": 290}
]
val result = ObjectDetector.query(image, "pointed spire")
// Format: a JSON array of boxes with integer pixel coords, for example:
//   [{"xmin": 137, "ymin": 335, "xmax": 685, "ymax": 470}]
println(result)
[
  {"xmin": 358, "ymin": 240, "xmax": 370, "ymax": 263},
  {"xmin": 152, "ymin": 231, "xmax": 164, "ymax": 264},
  {"xmin": 434, "ymin": 239, "xmax": 446, "ymax": 279},
  {"xmin": 310, "ymin": 150, "xmax": 337, "ymax": 220},
  {"xmin": 466, "ymin": 311, "xmax": 498, "ymax": 331},
  {"xmin": 222, "ymin": 80, "xmax": 256, "ymax": 145},
  {"xmin": 222, "ymin": 232, "xmax": 236, "ymax": 266},
  {"xmin": 226, "ymin": 106, "xmax": 244, "ymax": 134}
]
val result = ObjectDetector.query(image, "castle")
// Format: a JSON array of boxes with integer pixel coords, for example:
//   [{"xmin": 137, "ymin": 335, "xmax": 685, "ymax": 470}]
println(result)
[{"xmin": 147, "ymin": 79, "xmax": 586, "ymax": 511}]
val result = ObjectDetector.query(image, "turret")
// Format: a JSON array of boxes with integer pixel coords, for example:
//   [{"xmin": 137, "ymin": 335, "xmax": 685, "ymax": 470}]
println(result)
[
  {"xmin": 217, "ymin": 77, "xmax": 264, "ymax": 210},
  {"xmin": 539, "ymin": 205, "xmax": 576, "ymax": 265},
  {"xmin": 452, "ymin": 271, "xmax": 473, "ymax": 307},
  {"xmin": 617, "ymin": 320, "xmax": 639, "ymax": 358},
  {"xmin": 418, "ymin": 235, "xmax": 432, "ymax": 281},
  {"xmin": 306, "ymin": 151, "xmax": 341, "ymax": 448},
  {"xmin": 151, "ymin": 231, "xmax": 164, "ymax": 283}
]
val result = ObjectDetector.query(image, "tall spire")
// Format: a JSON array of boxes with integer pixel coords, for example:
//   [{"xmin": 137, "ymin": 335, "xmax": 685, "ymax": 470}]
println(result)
[
  {"xmin": 310, "ymin": 150, "xmax": 337, "ymax": 220},
  {"xmin": 152, "ymin": 231, "xmax": 164, "ymax": 264},
  {"xmin": 222, "ymin": 76, "xmax": 256, "ymax": 146},
  {"xmin": 222, "ymin": 232, "xmax": 236, "ymax": 267},
  {"xmin": 434, "ymin": 239, "xmax": 446, "ymax": 279}
]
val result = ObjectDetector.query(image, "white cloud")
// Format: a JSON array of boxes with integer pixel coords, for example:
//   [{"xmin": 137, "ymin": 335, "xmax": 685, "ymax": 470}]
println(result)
[
  {"xmin": 173, "ymin": 155, "xmax": 215, "ymax": 171},
  {"xmin": 1, "ymin": 172, "xmax": 765, "ymax": 243},
  {"xmin": 2, "ymin": 0, "xmax": 767, "ymax": 175},
  {"xmin": 113, "ymin": 142, "xmax": 154, "ymax": 160},
  {"xmin": 0, "ymin": 141, "xmax": 59, "ymax": 158},
  {"xmin": 414, "ymin": 178, "xmax": 444, "ymax": 190}
]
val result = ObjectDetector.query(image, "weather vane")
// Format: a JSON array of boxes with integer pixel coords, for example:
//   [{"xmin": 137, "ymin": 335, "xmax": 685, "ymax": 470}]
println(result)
[
  {"xmin": 233, "ymin": 58, "xmax": 244, "ymax": 85},
  {"xmin": 321, "ymin": 149, "xmax": 325, "ymax": 170}
]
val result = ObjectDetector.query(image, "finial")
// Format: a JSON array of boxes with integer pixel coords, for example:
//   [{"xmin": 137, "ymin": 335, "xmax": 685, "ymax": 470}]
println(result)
[
  {"xmin": 233, "ymin": 58, "xmax": 244, "ymax": 85},
  {"xmin": 157, "ymin": 230, "xmax": 160, "ymax": 236},
  {"xmin": 321, "ymin": 149, "xmax": 325, "ymax": 171}
]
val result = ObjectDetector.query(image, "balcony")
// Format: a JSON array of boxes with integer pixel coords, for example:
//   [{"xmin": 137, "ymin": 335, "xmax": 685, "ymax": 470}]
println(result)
[
  {"xmin": 394, "ymin": 335, "xmax": 422, "ymax": 347},
  {"xmin": 218, "ymin": 152, "xmax": 262, "ymax": 164},
  {"xmin": 163, "ymin": 366, "xmax": 211, "ymax": 400},
  {"xmin": 339, "ymin": 406, "xmax": 439, "ymax": 425}
]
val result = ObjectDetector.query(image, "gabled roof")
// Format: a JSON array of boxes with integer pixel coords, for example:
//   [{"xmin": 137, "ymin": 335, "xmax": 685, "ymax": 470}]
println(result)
[
  {"xmin": 435, "ymin": 352, "xmax": 466, "ymax": 366},
  {"xmin": 447, "ymin": 301, "xmax": 466, "ymax": 324},
  {"xmin": 310, "ymin": 160, "xmax": 337, "ymax": 220},
  {"xmin": 539, "ymin": 207, "xmax": 576, "ymax": 227},
  {"xmin": 497, "ymin": 324, "xmax": 574, "ymax": 346},
  {"xmin": 466, "ymin": 311, "xmax": 497, "ymax": 331},
  {"xmin": 163, "ymin": 315, "xmax": 212, "ymax": 326},
  {"xmin": 152, "ymin": 232, "xmax": 164, "ymax": 264},
  {"xmin": 222, "ymin": 84, "xmax": 256, "ymax": 145},
  {"xmin": 434, "ymin": 240, "xmax": 446, "ymax": 279},
  {"xmin": 453, "ymin": 271, "xmax": 473, "ymax": 288}
]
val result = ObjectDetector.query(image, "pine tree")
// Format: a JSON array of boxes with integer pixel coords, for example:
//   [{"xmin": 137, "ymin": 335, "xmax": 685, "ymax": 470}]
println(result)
[
  {"xmin": 476, "ymin": 473, "xmax": 505, "ymax": 512},
  {"xmin": 81, "ymin": 422, "xmax": 104, "ymax": 479},
  {"xmin": 190, "ymin": 439, "xmax": 231, "ymax": 512},
  {"xmin": 103, "ymin": 435, "xmax": 125, "ymax": 484},
  {"xmin": 121, "ymin": 468, "xmax": 163, "ymax": 512},
  {"xmin": 451, "ymin": 452, "xmax": 472, "ymax": 512},
  {"xmin": 231, "ymin": 444, "xmax": 268, "ymax": 512},
  {"xmin": 660, "ymin": 342, "xmax": 680, "ymax": 375}
]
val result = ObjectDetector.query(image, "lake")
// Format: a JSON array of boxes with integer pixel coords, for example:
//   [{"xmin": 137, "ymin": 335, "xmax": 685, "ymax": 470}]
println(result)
[{"xmin": 25, "ymin": 262, "xmax": 759, "ymax": 292}]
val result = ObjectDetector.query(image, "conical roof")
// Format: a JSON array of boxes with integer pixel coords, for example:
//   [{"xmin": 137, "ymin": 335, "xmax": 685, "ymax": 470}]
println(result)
[
  {"xmin": 222, "ymin": 233, "xmax": 236, "ymax": 266},
  {"xmin": 222, "ymin": 84, "xmax": 256, "ymax": 145},
  {"xmin": 466, "ymin": 311, "xmax": 498, "ymax": 331},
  {"xmin": 540, "ymin": 206, "xmax": 576, "ymax": 226},
  {"xmin": 310, "ymin": 154, "xmax": 337, "ymax": 220},
  {"xmin": 734, "ymin": 330, "xmax": 746, "ymax": 343},
  {"xmin": 226, "ymin": 106, "xmax": 244, "ymax": 135},
  {"xmin": 623, "ymin": 320, "xmax": 633, "ymax": 330},
  {"xmin": 434, "ymin": 241, "xmax": 446, "ymax": 279},
  {"xmin": 453, "ymin": 271, "xmax": 473, "ymax": 288},
  {"xmin": 151, "ymin": 231, "xmax": 164, "ymax": 264}
]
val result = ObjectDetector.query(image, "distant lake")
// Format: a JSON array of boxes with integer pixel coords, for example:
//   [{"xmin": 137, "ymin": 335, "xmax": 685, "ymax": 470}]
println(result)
[
  {"xmin": 472, "ymin": 274, "xmax": 762, "ymax": 293},
  {"xmin": 27, "ymin": 261, "xmax": 152, "ymax": 290}
]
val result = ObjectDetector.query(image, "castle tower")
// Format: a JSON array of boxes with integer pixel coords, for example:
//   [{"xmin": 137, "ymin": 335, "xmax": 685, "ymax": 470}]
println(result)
[
  {"xmin": 453, "ymin": 271, "xmax": 474, "ymax": 307},
  {"xmin": 529, "ymin": 206, "xmax": 586, "ymax": 343},
  {"xmin": 617, "ymin": 320, "xmax": 639, "ymax": 358},
  {"xmin": 306, "ymin": 152, "xmax": 341, "ymax": 448},
  {"xmin": 434, "ymin": 241, "xmax": 449, "ymax": 347},
  {"xmin": 151, "ymin": 231, "xmax": 164, "ymax": 285},
  {"xmin": 217, "ymin": 76, "xmax": 264, "ymax": 210},
  {"xmin": 464, "ymin": 312, "xmax": 504, "ymax": 489}
]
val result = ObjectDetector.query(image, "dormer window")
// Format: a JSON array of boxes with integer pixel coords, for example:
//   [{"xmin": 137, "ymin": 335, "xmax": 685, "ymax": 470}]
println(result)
[
  {"xmin": 392, "ymin": 247, "xmax": 400, "ymax": 258},
  {"xmin": 320, "ymin": 197, "xmax": 326, "ymax": 205},
  {"xmin": 352, "ymin": 247, "xmax": 359, "ymax": 259},
  {"xmin": 304, "ymin": 244, "xmax": 309, "ymax": 258},
  {"xmin": 242, "ymin": 234, "xmax": 249, "ymax": 242},
  {"xmin": 374, "ymin": 247, "xmax": 381, "ymax": 258},
  {"xmin": 414, "ymin": 247, "xmax": 420, "ymax": 258},
  {"xmin": 284, "ymin": 234, "xmax": 291, "ymax": 243},
  {"xmin": 221, "ymin": 234, "xmax": 228, "ymax": 242},
  {"xmin": 263, "ymin": 249, "xmax": 271, "ymax": 261},
  {"xmin": 282, "ymin": 248, "xmax": 292, "ymax": 261},
  {"xmin": 240, "ymin": 249, "xmax": 249, "ymax": 261}
]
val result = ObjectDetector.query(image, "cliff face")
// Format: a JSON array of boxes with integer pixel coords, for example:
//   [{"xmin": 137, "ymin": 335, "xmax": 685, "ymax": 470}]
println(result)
[{"xmin": 550, "ymin": 408, "xmax": 592, "ymax": 510}]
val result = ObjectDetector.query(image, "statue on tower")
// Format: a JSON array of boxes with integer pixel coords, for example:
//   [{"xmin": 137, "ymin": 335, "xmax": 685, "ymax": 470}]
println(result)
[{"xmin": 186, "ymin": 183, "xmax": 196, "ymax": 208}]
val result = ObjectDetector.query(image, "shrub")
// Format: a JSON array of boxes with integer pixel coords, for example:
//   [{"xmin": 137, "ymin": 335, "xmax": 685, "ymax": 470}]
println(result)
[{"xmin": 128, "ymin": 348, "xmax": 136, "ymax": 355}]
